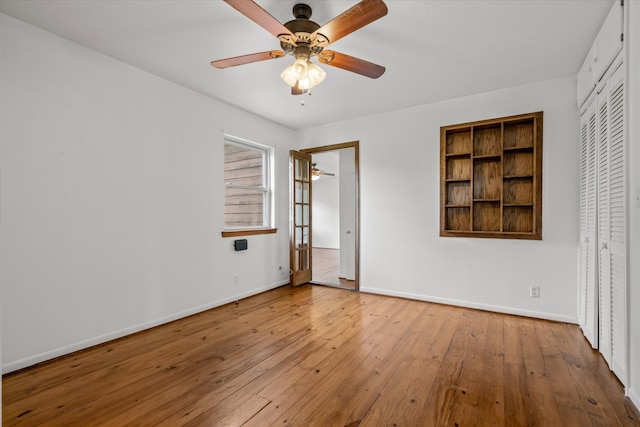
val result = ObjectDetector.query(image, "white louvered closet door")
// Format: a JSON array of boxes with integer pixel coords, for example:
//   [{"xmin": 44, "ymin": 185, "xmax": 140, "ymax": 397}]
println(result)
[
  {"xmin": 604, "ymin": 63, "xmax": 627, "ymax": 384},
  {"xmin": 578, "ymin": 96, "xmax": 598, "ymax": 349},
  {"xmin": 576, "ymin": 0, "xmax": 626, "ymax": 388},
  {"xmin": 597, "ymin": 75, "xmax": 612, "ymax": 366},
  {"xmin": 581, "ymin": 59, "xmax": 628, "ymax": 386}
]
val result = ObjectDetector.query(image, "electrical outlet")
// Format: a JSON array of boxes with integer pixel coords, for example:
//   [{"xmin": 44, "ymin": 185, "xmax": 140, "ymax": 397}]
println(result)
[
  {"xmin": 530, "ymin": 286, "xmax": 540, "ymax": 298},
  {"xmin": 234, "ymin": 274, "xmax": 239, "ymax": 285}
]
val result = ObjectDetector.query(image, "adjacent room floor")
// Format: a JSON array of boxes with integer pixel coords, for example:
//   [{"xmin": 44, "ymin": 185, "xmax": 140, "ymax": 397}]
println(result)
[{"xmin": 312, "ymin": 247, "xmax": 356, "ymax": 290}]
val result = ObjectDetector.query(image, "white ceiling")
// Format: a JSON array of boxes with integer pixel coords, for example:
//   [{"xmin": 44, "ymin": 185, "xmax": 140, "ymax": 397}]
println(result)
[{"xmin": 0, "ymin": 0, "xmax": 613, "ymax": 130}]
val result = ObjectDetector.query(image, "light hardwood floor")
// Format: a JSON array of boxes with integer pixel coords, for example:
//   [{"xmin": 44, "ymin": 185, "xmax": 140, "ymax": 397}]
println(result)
[
  {"xmin": 312, "ymin": 247, "xmax": 356, "ymax": 290},
  {"xmin": 3, "ymin": 285, "xmax": 639, "ymax": 426}
]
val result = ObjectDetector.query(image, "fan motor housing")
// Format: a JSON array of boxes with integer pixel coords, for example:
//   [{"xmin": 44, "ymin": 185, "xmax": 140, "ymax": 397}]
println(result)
[
  {"xmin": 284, "ymin": 3, "xmax": 320, "ymax": 36},
  {"xmin": 292, "ymin": 4, "xmax": 312, "ymax": 19},
  {"xmin": 284, "ymin": 18, "xmax": 320, "ymax": 35},
  {"xmin": 280, "ymin": 3, "xmax": 327, "ymax": 51}
]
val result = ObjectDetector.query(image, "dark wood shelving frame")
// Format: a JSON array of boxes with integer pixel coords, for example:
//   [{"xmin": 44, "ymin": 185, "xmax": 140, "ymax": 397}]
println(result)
[{"xmin": 439, "ymin": 111, "xmax": 543, "ymax": 240}]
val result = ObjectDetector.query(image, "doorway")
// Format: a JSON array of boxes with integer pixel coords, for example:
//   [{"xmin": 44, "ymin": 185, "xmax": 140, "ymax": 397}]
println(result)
[{"xmin": 301, "ymin": 142, "xmax": 359, "ymax": 291}]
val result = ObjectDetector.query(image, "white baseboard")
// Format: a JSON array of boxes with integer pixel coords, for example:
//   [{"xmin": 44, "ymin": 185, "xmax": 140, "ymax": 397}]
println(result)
[
  {"xmin": 2, "ymin": 280, "xmax": 289, "ymax": 374},
  {"xmin": 359, "ymin": 286, "xmax": 578, "ymax": 324},
  {"xmin": 628, "ymin": 386, "xmax": 640, "ymax": 414}
]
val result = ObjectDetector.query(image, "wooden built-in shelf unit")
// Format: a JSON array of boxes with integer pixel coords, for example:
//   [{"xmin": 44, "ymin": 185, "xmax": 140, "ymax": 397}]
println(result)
[{"xmin": 440, "ymin": 111, "xmax": 543, "ymax": 239}]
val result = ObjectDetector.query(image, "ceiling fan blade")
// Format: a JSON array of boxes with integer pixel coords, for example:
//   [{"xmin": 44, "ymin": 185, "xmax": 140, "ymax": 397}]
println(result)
[
  {"xmin": 224, "ymin": 0, "xmax": 295, "ymax": 40},
  {"xmin": 318, "ymin": 51, "xmax": 385, "ymax": 79},
  {"xmin": 312, "ymin": 164, "xmax": 336, "ymax": 176},
  {"xmin": 211, "ymin": 50, "xmax": 285, "ymax": 69},
  {"xmin": 312, "ymin": 0, "xmax": 387, "ymax": 45}
]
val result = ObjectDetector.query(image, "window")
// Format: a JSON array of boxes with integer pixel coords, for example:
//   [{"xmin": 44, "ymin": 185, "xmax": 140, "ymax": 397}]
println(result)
[{"xmin": 223, "ymin": 134, "xmax": 274, "ymax": 235}]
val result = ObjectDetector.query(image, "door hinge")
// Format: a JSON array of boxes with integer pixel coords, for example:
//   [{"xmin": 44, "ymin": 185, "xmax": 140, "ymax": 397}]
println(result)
[{"xmin": 621, "ymin": 33, "xmax": 624, "ymax": 42}]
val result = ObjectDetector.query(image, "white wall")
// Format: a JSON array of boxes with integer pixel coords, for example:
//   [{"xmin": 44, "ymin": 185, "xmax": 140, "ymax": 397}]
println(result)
[
  {"xmin": 625, "ymin": 0, "xmax": 640, "ymax": 411},
  {"xmin": 310, "ymin": 153, "xmax": 340, "ymax": 249},
  {"xmin": 298, "ymin": 76, "xmax": 580, "ymax": 323},
  {"xmin": 0, "ymin": 14, "xmax": 296, "ymax": 372}
]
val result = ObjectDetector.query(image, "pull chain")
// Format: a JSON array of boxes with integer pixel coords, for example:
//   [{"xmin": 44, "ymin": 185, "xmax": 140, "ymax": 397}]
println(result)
[{"xmin": 300, "ymin": 91, "xmax": 312, "ymax": 107}]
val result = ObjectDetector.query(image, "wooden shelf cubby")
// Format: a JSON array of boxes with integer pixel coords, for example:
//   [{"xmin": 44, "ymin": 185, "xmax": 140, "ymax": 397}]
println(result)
[{"xmin": 440, "ymin": 112, "xmax": 543, "ymax": 239}]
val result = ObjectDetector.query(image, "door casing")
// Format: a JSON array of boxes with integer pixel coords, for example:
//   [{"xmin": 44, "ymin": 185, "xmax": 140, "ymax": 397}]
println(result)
[{"xmin": 299, "ymin": 141, "xmax": 360, "ymax": 291}]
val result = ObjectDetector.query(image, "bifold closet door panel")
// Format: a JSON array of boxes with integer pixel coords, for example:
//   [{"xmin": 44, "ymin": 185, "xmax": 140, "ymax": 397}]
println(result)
[
  {"xmin": 578, "ymin": 98, "xmax": 598, "ymax": 349},
  {"xmin": 604, "ymin": 64, "xmax": 627, "ymax": 384}
]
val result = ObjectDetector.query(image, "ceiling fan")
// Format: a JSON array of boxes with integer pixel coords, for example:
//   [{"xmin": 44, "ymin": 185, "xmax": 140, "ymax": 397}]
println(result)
[
  {"xmin": 211, "ymin": 0, "xmax": 388, "ymax": 95},
  {"xmin": 311, "ymin": 163, "xmax": 335, "ymax": 180}
]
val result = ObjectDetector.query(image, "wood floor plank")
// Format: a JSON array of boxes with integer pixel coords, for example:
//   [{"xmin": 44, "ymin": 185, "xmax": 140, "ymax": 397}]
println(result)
[
  {"xmin": 252, "ymin": 293, "xmax": 400, "ymax": 404},
  {"xmin": 3, "ymin": 285, "xmax": 637, "ymax": 427},
  {"xmin": 182, "ymin": 392, "xmax": 271, "ymax": 427},
  {"xmin": 243, "ymin": 295, "xmax": 410, "ymax": 426},
  {"xmin": 274, "ymin": 299, "xmax": 432, "ymax": 426},
  {"xmin": 415, "ymin": 307, "xmax": 479, "ymax": 426},
  {"xmin": 476, "ymin": 313, "xmax": 506, "ymax": 425},
  {"xmin": 502, "ymin": 315, "xmax": 535, "ymax": 426},
  {"xmin": 3, "ymin": 285, "xmax": 295, "ymax": 405},
  {"xmin": 4, "ymin": 286, "xmax": 324, "ymax": 425},
  {"xmin": 360, "ymin": 302, "xmax": 454, "ymax": 426},
  {"xmin": 533, "ymin": 319, "xmax": 593, "ymax": 427},
  {"xmin": 551, "ymin": 322, "xmax": 639, "ymax": 426},
  {"xmin": 126, "ymin": 288, "xmax": 368, "ymax": 426},
  {"xmin": 86, "ymin": 286, "xmax": 353, "ymax": 425},
  {"xmin": 519, "ymin": 316, "xmax": 565, "ymax": 426},
  {"xmin": 445, "ymin": 310, "xmax": 493, "ymax": 426}
]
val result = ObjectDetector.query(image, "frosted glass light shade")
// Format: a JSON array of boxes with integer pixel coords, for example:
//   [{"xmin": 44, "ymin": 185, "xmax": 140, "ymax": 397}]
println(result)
[
  {"xmin": 290, "ymin": 58, "xmax": 307, "ymax": 80},
  {"xmin": 280, "ymin": 65, "xmax": 297, "ymax": 87},
  {"xmin": 281, "ymin": 60, "xmax": 326, "ymax": 89},
  {"xmin": 307, "ymin": 63, "xmax": 326, "ymax": 87}
]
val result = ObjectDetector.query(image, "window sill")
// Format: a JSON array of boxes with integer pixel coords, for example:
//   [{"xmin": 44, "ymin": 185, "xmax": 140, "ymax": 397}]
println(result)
[{"xmin": 221, "ymin": 228, "xmax": 277, "ymax": 238}]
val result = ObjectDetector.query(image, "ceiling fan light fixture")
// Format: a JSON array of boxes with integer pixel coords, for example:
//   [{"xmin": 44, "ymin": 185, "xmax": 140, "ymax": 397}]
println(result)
[
  {"xmin": 298, "ymin": 77, "xmax": 312, "ymax": 90},
  {"xmin": 281, "ymin": 60, "xmax": 325, "ymax": 90},
  {"xmin": 290, "ymin": 57, "xmax": 308, "ymax": 80},
  {"xmin": 280, "ymin": 64, "xmax": 298, "ymax": 87},
  {"xmin": 212, "ymin": 1, "xmax": 388, "ymax": 94},
  {"xmin": 307, "ymin": 62, "xmax": 326, "ymax": 86}
]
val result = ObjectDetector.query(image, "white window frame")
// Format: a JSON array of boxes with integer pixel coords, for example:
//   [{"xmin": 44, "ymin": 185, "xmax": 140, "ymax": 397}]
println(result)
[{"xmin": 223, "ymin": 133, "xmax": 273, "ymax": 232}]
